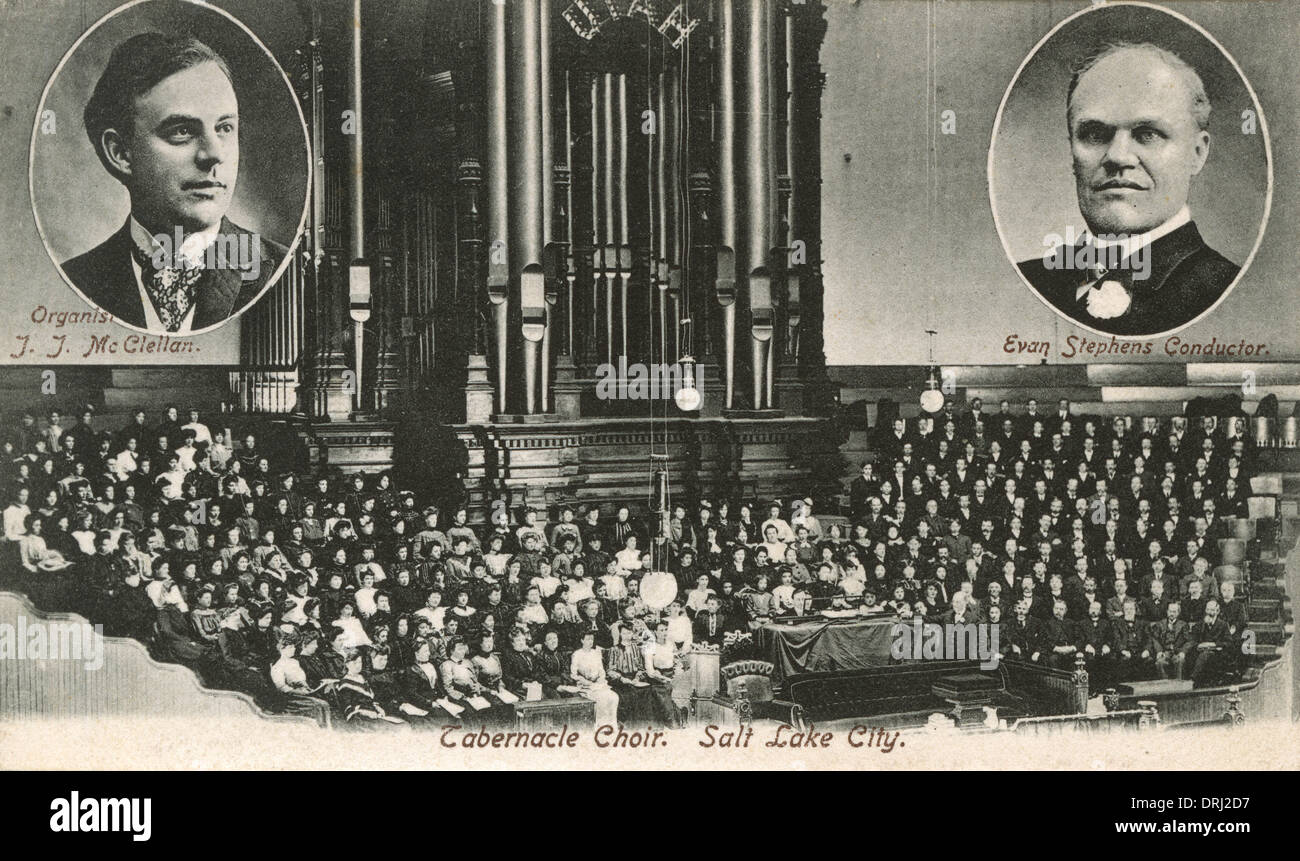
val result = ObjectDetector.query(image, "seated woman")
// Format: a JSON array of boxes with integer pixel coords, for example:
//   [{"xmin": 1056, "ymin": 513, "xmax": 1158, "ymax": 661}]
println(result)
[
  {"xmin": 334, "ymin": 647, "xmax": 404, "ymax": 729},
  {"xmin": 643, "ymin": 618, "xmax": 680, "ymax": 683},
  {"xmin": 605, "ymin": 623, "xmax": 679, "ymax": 727},
  {"xmin": 569, "ymin": 629, "xmax": 619, "ymax": 726},
  {"xmin": 738, "ymin": 573, "xmax": 776, "ymax": 629},
  {"xmin": 683, "ymin": 574, "xmax": 716, "ymax": 618},
  {"xmin": 470, "ymin": 632, "xmax": 522, "ymax": 712},
  {"xmin": 439, "ymin": 635, "xmax": 515, "ymax": 726},
  {"xmin": 388, "ymin": 614, "xmax": 416, "ymax": 669},
  {"xmin": 664, "ymin": 600, "xmax": 693, "ymax": 653},
  {"xmin": 390, "ymin": 637, "xmax": 463, "ymax": 722},
  {"xmin": 562, "ymin": 560, "xmax": 595, "ymax": 609},
  {"xmin": 530, "ymin": 560, "xmax": 562, "ymax": 601},
  {"xmin": 447, "ymin": 589, "xmax": 479, "ymax": 634},
  {"xmin": 331, "ymin": 601, "xmax": 373, "ymax": 652},
  {"xmin": 154, "ymin": 581, "xmax": 212, "ymax": 670},
  {"xmin": 518, "ymin": 585, "xmax": 550, "ymax": 629},
  {"xmin": 268, "ymin": 629, "xmax": 331, "ymax": 724},
  {"xmin": 548, "ymin": 584, "xmax": 579, "ymax": 629},
  {"xmin": 190, "ymin": 586, "xmax": 223, "ymax": 643},
  {"xmin": 245, "ymin": 605, "xmax": 281, "ymax": 673},
  {"xmin": 535, "ymin": 628, "xmax": 571, "ymax": 691},
  {"xmin": 573, "ymin": 598, "xmax": 613, "ymax": 649},
  {"xmin": 17, "ymin": 515, "xmax": 71, "ymax": 573},
  {"xmin": 364, "ymin": 644, "xmax": 407, "ymax": 716},
  {"xmin": 500, "ymin": 628, "xmax": 555, "ymax": 699}
]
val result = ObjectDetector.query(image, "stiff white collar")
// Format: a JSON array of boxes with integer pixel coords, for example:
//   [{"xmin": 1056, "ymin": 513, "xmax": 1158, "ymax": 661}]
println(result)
[
  {"xmin": 129, "ymin": 216, "xmax": 222, "ymax": 267},
  {"xmin": 1086, "ymin": 206, "xmax": 1191, "ymax": 255}
]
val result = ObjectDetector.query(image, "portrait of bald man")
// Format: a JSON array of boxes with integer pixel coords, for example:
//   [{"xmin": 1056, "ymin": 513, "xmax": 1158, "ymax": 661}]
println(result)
[
  {"xmin": 1016, "ymin": 42, "xmax": 1240, "ymax": 336},
  {"xmin": 59, "ymin": 32, "xmax": 286, "ymax": 333}
]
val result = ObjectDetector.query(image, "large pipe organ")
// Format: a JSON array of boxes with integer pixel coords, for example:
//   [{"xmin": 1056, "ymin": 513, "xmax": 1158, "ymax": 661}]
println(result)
[{"xmin": 237, "ymin": 0, "xmax": 836, "ymax": 510}]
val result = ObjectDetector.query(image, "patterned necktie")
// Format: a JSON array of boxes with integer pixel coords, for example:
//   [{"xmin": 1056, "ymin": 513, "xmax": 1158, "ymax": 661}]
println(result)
[{"xmin": 133, "ymin": 244, "xmax": 203, "ymax": 331}]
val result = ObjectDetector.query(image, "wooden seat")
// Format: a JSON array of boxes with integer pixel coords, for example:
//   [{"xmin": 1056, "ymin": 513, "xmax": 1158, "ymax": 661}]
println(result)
[
  {"xmin": 1223, "ymin": 517, "xmax": 1256, "ymax": 542},
  {"xmin": 1250, "ymin": 475, "xmax": 1283, "ymax": 496},
  {"xmin": 1218, "ymin": 539, "xmax": 1246, "ymax": 565},
  {"xmin": 1248, "ymin": 496, "xmax": 1277, "ymax": 520},
  {"xmin": 1213, "ymin": 564, "xmax": 1243, "ymax": 587}
]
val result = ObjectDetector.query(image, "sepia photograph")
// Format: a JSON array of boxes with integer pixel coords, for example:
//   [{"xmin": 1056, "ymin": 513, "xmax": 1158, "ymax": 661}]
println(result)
[{"xmin": 0, "ymin": 0, "xmax": 1298, "ymax": 834}]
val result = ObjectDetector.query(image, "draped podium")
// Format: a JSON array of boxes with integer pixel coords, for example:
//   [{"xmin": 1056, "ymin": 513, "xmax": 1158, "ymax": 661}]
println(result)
[{"xmin": 755, "ymin": 618, "xmax": 898, "ymax": 686}]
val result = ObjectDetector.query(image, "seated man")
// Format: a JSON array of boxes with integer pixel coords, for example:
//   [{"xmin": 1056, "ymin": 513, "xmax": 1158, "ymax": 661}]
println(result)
[
  {"xmin": 938, "ymin": 590, "xmax": 978, "ymax": 626},
  {"xmin": 1006, "ymin": 599, "xmax": 1043, "ymax": 663},
  {"xmin": 1137, "ymin": 577, "xmax": 1169, "ymax": 624},
  {"xmin": 1104, "ymin": 578, "xmax": 1133, "ymax": 621},
  {"xmin": 1040, "ymin": 599, "xmax": 1079, "ymax": 670},
  {"xmin": 1181, "ymin": 579, "xmax": 1208, "ymax": 629},
  {"xmin": 1216, "ymin": 580, "xmax": 1249, "ymax": 675},
  {"xmin": 1109, "ymin": 599, "xmax": 1154, "ymax": 683},
  {"xmin": 692, "ymin": 595, "xmax": 732, "ymax": 647},
  {"xmin": 1076, "ymin": 600, "xmax": 1112, "ymax": 683},
  {"xmin": 1149, "ymin": 601, "xmax": 1190, "ymax": 681},
  {"xmin": 1186, "ymin": 599, "xmax": 1233, "ymax": 686}
]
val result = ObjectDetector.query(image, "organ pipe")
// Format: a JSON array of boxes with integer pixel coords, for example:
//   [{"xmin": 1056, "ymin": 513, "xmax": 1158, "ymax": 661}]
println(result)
[{"xmin": 486, "ymin": 0, "xmax": 510, "ymax": 413}]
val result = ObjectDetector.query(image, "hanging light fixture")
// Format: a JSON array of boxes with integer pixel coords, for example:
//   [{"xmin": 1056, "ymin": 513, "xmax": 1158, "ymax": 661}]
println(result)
[
  {"xmin": 919, "ymin": 329, "xmax": 945, "ymax": 414},
  {"xmin": 674, "ymin": 352, "xmax": 702, "ymax": 411}
]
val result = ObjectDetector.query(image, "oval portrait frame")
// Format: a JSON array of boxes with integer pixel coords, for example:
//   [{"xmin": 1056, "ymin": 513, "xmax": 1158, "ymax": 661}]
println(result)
[
  {"xmin": 987, "ymin": 1, "xmax": 1273, "ymax": 341},
  {"xmin": 28, "ymin": 0, "xmax": 311, "ymax": 337}
]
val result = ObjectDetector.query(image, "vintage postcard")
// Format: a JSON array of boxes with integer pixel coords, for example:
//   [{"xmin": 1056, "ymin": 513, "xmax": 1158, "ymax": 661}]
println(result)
[{"xmin": 0, "ymin": 0, "xmax": 1297, "ymax": 804}]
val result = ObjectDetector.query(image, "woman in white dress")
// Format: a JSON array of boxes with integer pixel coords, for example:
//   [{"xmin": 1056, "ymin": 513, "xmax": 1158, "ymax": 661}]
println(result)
[
  {"xmin": 269, "ymin": 632, "xmax": 331, "ymax": 723},
  {"xmin": 569, "ymin": 630, "xmax": 619, "ymax": 725},
  {"xmin": 614, "ymin": 534, "xmax": 644, "ymax": 577},
  {"xmin": 332, "ymin": 602, "xmax": 373, "ymax": 651},
  {"xmin": 111, "ymin": 437, "xmax": 139, "ymax": 481},
  {"xmin": 17, "ymin": 515, "xmax": 71, "ymax": 573}
]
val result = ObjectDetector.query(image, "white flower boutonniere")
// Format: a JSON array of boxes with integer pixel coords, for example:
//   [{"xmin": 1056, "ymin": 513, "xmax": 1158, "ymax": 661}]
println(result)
[{"xmin": 1086, "ymin": 279, "xmax": 1132, "ymax": 320}]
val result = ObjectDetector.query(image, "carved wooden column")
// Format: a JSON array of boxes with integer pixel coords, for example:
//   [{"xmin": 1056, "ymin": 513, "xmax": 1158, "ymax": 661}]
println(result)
[{"xmin": 1071, "ymin": 653, "xmax": 1090, "ymax": 714}]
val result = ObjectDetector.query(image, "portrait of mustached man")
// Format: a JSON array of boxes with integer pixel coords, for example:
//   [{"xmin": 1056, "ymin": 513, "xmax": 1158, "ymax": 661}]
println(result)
[
  {"xmin": 1017, "ymin": 42, "xmax": 1240, "ymax": 336},
  {"xmin": 60, "ymin": 32, "xmax": 286, "ymax": 333}
]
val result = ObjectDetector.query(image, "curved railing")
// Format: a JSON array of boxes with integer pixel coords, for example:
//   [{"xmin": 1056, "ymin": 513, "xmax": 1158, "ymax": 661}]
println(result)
[{"xmin": 0, "ymin": 591, "xmax": 320, "ymax": 727}]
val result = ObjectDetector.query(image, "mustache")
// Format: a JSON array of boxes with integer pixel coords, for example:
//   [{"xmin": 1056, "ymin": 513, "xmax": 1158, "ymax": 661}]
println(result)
[{"xmin": 1093, "ymin": 178, "xmax": 1148, "ymax": 191}]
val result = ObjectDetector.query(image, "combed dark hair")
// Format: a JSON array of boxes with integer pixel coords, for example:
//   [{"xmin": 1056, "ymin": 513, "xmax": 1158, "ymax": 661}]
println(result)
[{"xmin": 83, "ymin": 32, "xmax": 234, "ymax": 182}]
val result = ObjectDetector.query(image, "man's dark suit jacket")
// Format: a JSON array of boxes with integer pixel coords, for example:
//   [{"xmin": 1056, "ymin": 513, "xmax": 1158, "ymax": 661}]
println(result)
[
  {"xmin": 692, "ymin": 610, "xmax": 730, "ymax": 646},
  {"xmin": 1017, "ymin": 221, "xmax": 1239, "ymax": 336},
  {"xmin": 61, "ymin": 217, "xmax": 287, "ymax": 331}
]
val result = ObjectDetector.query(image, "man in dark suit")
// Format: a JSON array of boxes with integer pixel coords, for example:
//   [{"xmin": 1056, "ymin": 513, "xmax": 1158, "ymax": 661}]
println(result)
[
  {"xmin": 692, "ymin": 596, "xmax": 732, "ymax": 647},
  {"xmin": 848, "ymin": 462, "xmax": 880, "ymax": 522},
  {"xmin": 1150, "ymin": 601, "xmax": 1190, "ymax": 680},
  {"xmin": 1017, "ymin": 43, "xmax": 1239, "ymax": 336},
  {"xmin": 60, "ymin": 32, "xmax": 286, "ymax": 332}
]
